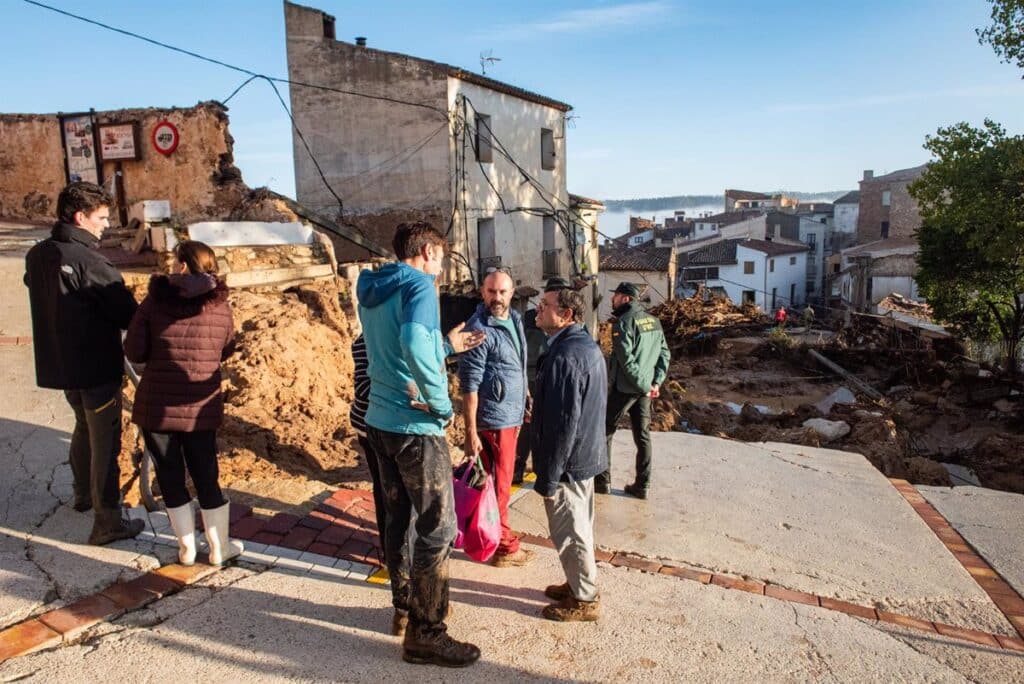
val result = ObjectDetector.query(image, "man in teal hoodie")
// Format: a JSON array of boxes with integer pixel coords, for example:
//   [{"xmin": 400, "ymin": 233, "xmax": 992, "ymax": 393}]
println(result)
[{"xmin": 357, "ymin": 221, "xmax": 483, "ymax": 668}]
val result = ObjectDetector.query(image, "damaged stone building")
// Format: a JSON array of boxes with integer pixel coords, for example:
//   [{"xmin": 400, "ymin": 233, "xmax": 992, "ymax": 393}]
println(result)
[
  {"xmin": 284, "ymin": 1, "xmax": 601, "ymax": 312},
  {"xmin": 0, "ymin": 102, "xmax": 246, "ymax": 225}
]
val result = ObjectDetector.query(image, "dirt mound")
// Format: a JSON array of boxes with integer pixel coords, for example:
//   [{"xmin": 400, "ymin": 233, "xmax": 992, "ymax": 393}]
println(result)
[
  {"xmin": 119, "ymin": 278, "xmax": 366, "ymax": 509},
  {"xmin": 219, "ymin": 280, "xmax": 358, "ymax": 478}
]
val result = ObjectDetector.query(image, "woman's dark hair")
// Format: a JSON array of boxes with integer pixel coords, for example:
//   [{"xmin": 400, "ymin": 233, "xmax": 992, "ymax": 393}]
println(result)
[{"xmin": 174, "ymin": 240, "xmax": 219, "ymax": 275}]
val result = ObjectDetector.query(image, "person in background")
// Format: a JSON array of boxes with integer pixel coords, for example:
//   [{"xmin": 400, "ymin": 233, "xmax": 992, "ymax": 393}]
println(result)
[
  {"xmin": 357, "ymin": 221, "xmax": 484, "ymax": 668},
  {"xmin": 458, "ymin": 270, "xmax": 531, "ymax": 567},
  {"xmin": 801, "ymin": 304, "xmax": 815, "ymax": 328},
  {"xmin": 124, "ymin": 240, "xmax": 242, "ymax": 566},
  {"xmin": 775, "ymin": 305, "xmax": 788, "ymax": 328},
  {"xmin": 532, "ymin": 284, "xmax": 607, "ymax": 621},
  {"xmin": 598, "ymin": 282, "xmax": 670, "ymax": 500},
  {"xmin": 24, "ymin": 181, "xmax": 144, "ymax": 545}
]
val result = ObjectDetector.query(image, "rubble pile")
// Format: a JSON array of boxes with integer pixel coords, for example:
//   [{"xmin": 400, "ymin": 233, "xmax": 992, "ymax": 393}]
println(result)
[
  {"xmin": 650, "ymin": 292, "xmax": 767, "ymax": 357},
  {"xmin": 648, "ymin": 316, "xmax": 1024, "ymax": 493}
]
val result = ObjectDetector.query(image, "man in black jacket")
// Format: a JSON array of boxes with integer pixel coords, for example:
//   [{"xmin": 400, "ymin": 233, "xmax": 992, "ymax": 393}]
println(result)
[
  {"xmin": 24, "ymin": 182, "xmax": 144, "ymax": 545},
  {"xmin": 533, "ymin": 284, "xmax": 607, "ymax": 622}
]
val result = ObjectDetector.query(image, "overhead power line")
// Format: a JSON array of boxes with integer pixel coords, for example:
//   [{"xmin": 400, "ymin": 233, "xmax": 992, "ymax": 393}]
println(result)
[{"xmin": 22, "ymin": 0, "xmax": 449, "ymax": 118}]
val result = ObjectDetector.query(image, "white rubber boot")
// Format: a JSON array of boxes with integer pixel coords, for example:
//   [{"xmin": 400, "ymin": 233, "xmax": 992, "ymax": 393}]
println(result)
[
  {"xmin": 200, "ymin": 502, "xmax": 243, "ymax": 565},
  {"xmin": 165, "ymin": 502, "xmax": 197, "ymax": 566}
]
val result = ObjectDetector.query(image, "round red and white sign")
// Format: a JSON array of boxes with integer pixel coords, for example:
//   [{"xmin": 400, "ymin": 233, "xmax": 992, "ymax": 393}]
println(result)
[{"xmin": 151, "ymin": 121, "xmax": 180, "ymax": 156}]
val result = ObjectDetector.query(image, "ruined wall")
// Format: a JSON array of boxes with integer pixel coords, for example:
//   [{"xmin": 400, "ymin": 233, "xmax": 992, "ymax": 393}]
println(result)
[
  {"xmin": 0, "ymin": 102, "xmax": 246, "ymax": 224},
  {"xmin": 284, "ymin": 0, "xmax": 451, "ymax": 256}
]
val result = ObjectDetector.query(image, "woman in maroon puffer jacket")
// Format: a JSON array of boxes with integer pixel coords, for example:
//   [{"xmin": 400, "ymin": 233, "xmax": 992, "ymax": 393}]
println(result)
[{"xmin": 125, "ymin": 240, "xmax": 242, "ymax": 566}]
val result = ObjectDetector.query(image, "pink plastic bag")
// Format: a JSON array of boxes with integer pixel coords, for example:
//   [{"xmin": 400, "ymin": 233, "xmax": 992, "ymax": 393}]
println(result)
[
  {"xmin": 462, "ymin": 472, "xmax": 500, "ymax": 562},
  {"xmin": 452, "ymin": 460, "xmax": 483, "ymax": 550},
  {"xmin": 451, "ymin": 458, "xmax": 500, "ymax": 562}
]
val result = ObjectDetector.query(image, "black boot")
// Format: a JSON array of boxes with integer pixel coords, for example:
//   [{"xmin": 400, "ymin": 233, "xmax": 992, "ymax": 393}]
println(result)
[
  {"xmin": 88, "ymin": 508, "xmax": 145, "ymax": 546},
  {"xmin": 402, "ymin": 624, "xmax": 480, "ymax": 668}
]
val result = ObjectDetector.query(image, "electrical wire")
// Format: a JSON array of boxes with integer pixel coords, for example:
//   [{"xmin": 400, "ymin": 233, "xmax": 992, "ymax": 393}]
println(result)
[{"xmin": 22, "ymin": 0, "xmax": 449, "ymax": 118}]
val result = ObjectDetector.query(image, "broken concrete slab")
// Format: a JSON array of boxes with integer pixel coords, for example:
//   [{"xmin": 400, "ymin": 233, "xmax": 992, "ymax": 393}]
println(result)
[
  {"xmin": 814, "ymin": 386, "xmax": 857, "ymax": 415},
  {"xmin": 512, "ymin": 431, "xmax": 1014, "ymax": 634},
  {"xmin": 919, "ymin": 486, "xmax": 1024, "ymax": 598},
  {"xmin": 803, "ymin": 418, "xmax": 852, "ymax": 442}
]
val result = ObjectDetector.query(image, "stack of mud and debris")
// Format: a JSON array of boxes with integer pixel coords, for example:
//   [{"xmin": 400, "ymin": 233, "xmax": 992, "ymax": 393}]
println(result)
[{"xmin": 641, "ymin": 292, "xmax": 1024, "ymax": 494}]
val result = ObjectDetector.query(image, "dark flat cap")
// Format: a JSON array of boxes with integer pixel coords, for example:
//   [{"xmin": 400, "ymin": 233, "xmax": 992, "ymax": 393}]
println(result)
[{"xmin": 612, "ymin": 282, "xmax": 641, "ymax": 298}]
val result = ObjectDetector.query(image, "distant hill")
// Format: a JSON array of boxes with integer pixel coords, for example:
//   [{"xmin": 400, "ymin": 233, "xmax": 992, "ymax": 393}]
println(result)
[{"xmin": 603, "ymin": 191, "xmax": 852, "ymax": 214}]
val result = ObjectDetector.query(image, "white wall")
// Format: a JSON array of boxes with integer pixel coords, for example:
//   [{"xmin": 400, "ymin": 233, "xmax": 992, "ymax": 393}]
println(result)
[
  {"xmin": 834, "ymin": 202, "xmax": 859, "ymax": 234},
  {"xmin": 598, "ymin": 270, "xmax": 671, "ymax": 320},
  {"xmin": 700, "ymin": 245, "xmax": 806, "ymax": 311},
  {"xmin": 449, "ymin": 79, "xmax": 569, "ymax": 289},
  {"xmin": 871, "ymin": 276, "xmax": 920, "ymax": 305}
]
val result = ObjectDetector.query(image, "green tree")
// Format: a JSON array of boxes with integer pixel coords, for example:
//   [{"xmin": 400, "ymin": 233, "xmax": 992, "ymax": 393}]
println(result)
[
  {"xmin": 909, "ymin": 120, "xmax": 1024, "ymax": 373},
  {"xmin": 977, "ymin": 0, "xmax": 1024, "ymax": 73}
]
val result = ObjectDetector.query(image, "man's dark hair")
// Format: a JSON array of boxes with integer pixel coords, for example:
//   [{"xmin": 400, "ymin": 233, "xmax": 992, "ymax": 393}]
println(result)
[
  {"xmin": 554, "ymin": 288, "xmax": 585, "ymax": 324},
  {"xmin": 57, "ymin": 182, "xmax": 113, "ymax": 225},
  {"xmin": 392, "ymin": 221, "xmax": 446, "ymax": 260}
]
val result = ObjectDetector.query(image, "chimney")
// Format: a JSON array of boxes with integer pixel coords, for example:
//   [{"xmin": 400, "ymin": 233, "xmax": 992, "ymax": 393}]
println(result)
[
  {"xmin": 863, "ymin": 169, "xmax": 874, "ymax": 181},
  {"xmin": 355, "ymin": 36, "xmax": 367, "ymax": 47}
]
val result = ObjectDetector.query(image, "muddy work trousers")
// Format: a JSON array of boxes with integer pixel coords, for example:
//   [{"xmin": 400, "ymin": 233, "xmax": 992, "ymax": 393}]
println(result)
[
  {"xmin": 598, "ymin": 389, "xmax": 653, "ymax": 491},
  {"xmin": 65, "ymin": 381, "xmax": 124, "ymax": 511},
  {"xmin": 367, "ymin": 427, "xmax": 456, "ymax": 633},
  {"xmin": 141, "ymin": 430, "xmax": 225, "ymax": 510}
]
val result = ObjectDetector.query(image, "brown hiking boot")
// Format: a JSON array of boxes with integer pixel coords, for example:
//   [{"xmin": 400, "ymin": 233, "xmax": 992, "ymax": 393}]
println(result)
[
  {"xmin": 72, "ymin": 495, "xmax": 92, "ymax": 512},
  {"xmin": 402, "ymin": 626, "xmax": 480, "ymax": 668},
  {"xmin": 392, "ymin": 609, "xmax": 409, "ymax": 637},
  {"xmin": 544, "ymin": 582, "xmax": 572, "ymax": 601},
  {"xmin": 88, "ymin": 508, "xmax": 145, "ymax": 546},
  {"xmin": 623, "ymin": 482, "xmax": 648, "ymax": 499},
  {"xmin": 542, "ymin": 596, "xmax": 600, "ymax": 622},
  {"xmin": 491, "ymin": 547, "xmax": 534, "ymax": 568}
]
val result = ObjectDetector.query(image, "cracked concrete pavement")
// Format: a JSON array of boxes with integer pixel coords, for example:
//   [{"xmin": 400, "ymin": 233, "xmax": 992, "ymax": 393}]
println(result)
[{"xmin": 3, "ymin": 549, "xmax": 1022, "ymax": 682}]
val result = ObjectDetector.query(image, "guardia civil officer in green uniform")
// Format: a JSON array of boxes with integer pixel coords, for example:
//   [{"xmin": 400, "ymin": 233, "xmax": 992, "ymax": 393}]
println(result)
[{"xmin": 596, "ymin": 282, "xmax": 670, "ymax": 499}]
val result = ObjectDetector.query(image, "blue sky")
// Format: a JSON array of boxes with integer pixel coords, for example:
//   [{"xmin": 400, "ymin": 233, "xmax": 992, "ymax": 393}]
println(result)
[{"xmin": 5, "ymin": 0, "xmax": 1024, "ymax": 200}]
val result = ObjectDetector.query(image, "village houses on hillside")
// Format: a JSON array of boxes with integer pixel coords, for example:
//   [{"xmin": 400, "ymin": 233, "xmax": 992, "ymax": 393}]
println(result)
[{"xmin": 609, "ymin": 163, "xmax": 930, "ymax": 316}]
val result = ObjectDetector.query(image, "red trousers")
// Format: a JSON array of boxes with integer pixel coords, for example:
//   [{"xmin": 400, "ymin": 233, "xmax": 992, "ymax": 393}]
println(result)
[{"xmin": 479, "ymin": 427, "xmax": 520, "ymax": 556}]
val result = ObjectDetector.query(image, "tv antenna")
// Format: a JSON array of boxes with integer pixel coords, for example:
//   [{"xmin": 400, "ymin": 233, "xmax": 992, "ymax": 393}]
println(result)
[{"xmin": 480, "ymin": 50, "xmax": 502, "ymax": 75}]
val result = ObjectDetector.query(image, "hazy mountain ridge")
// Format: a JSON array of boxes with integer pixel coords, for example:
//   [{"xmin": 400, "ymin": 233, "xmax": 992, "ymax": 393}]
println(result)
[{"xmin": 603, "ymin": 190, "xmax": 852, "ymax": 214}]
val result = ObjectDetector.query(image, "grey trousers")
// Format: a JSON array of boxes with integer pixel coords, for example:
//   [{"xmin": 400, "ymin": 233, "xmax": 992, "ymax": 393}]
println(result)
[{"xmin": 543, "ymin": 477, "xmax": 599, "ymax": 602}]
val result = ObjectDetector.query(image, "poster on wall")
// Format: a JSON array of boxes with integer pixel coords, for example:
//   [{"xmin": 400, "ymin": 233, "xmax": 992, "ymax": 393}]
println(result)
[
  {"xmin": 58, "ymin": 113, "xmax": 101, "ymax": 185},
  {"xmin": 98, "ymin": 122, "xmax": 140, "ymax": 161}
]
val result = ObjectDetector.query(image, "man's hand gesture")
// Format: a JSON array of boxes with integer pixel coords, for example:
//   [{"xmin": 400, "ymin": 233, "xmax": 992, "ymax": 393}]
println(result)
[{"xmin": 448, "ymin": 321, "xmax": 485, "ymax": 354}]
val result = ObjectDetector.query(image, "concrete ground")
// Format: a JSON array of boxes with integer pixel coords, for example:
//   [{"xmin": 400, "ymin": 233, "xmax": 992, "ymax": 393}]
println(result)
[
  {"xmin": 1, "ymin": 228, "xmax": 1022, "ymax": 680},
  {"xmin": 511, "ymin": 431, "xmax": 1016, "ymax": 635},
  {"xmin": 920, "ymin": 486, "xmax": 1024, "ymax": 598}
]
